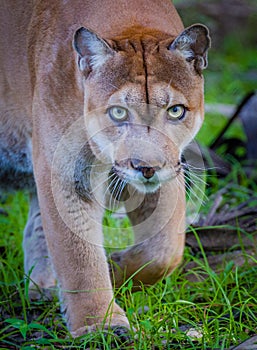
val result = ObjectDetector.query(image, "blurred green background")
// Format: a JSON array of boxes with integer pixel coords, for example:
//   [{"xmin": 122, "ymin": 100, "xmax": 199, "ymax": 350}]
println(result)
[{"xmin": 174, "ymin": 0, "xmax": 257, "ymax": 146}]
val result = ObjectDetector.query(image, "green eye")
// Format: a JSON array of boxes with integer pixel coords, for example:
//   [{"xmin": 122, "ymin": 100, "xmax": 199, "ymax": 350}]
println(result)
[
  {"xmin": 167, "ymin": 105, "xmax": 186, "ymax": 120},
  {"xmin": 108, "ymin": 106, "xmax": 128, "ymax": 121}
]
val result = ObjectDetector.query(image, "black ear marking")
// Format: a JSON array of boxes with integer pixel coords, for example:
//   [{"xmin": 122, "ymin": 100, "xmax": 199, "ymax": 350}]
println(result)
[
  {"xmin": 73, "ymin": 27, "xmax": 114, "ymax": 74},
  {"xmin": 169, "ymin": 24, "xmax": 211, "ymax": 73}
]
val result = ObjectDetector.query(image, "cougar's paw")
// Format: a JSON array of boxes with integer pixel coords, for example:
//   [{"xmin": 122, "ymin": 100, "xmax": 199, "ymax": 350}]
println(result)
[
  {"xmin": 72, "ymin": 325, "xmax": 133, "ymax": 347},
  {"xmin": 108, "ymin": 326, "xmax": 133, "ymax": 345},
  {"xmin": 71, "ymin": 314, "xmax": 131, "ymax": 339},
  {"xmin": 26, "ymin": 257, "xmax": 57, "ymax": 301},
  {"xmin": 27, "ymin": 262, "xmax": 57, "ymax": 301},
  {"xmin": 28, "ymin": 284, "xmax": 57, "ymax": 301}
]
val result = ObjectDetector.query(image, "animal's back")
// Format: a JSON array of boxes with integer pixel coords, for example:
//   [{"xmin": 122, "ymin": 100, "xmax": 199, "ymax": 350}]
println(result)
[
  {"xmin": 0, "ymin": 1, "xmax": 34, "ymax": 190},
  {"xmin": 30, "ymin": 0, "xmax": 183, "ymax": 39}
]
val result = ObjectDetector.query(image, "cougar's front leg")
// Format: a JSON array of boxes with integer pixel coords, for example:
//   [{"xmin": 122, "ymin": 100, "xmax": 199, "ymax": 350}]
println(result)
[
  {"xmin": 33, "ymin": 157, "xmax": 129, "ymax": 336},
  {"xmin": 110, "ymin": 182, "xmax": 186, "ymax": 288},
  {"xmin": 23, "ymin": 191, "xmax": 56, "ymax": 299}
]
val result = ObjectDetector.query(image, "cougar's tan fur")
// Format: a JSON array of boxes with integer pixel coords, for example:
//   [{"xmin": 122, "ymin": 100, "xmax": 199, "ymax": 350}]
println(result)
[{"xmin": 0, "ymin": 0, "xmax": 210, "ymax": 336}]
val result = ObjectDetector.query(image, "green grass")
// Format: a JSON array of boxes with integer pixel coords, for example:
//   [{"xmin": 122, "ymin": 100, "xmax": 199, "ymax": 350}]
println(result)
[
  {"xmin": 0, "ymin": 192, "xmax": 256, "ymax": 349},
  {"xmin": 1, "ymin": 11, "xmax": 257, "ymax": 350}
]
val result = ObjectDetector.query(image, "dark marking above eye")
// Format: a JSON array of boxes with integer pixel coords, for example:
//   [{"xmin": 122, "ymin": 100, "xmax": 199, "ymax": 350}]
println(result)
[{"xmin": 128, "ymin": 40, "xmax": 137, "ymax": 53}]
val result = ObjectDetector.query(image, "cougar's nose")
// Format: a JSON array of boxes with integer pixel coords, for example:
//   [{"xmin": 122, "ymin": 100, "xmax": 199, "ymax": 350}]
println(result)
[{"xmin": 130, "ymin": 159, "xmax": 160, "ymax": 179}]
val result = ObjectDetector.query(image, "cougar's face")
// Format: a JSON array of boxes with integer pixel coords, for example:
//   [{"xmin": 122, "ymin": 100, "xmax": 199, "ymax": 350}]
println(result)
[{"xmin": 82, "ymin": 37, "xmax": 205, "ymax": 194}]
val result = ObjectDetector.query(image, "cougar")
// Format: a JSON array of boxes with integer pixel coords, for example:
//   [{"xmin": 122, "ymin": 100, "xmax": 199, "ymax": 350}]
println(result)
[{"xmin": 0, "ymin": 0, "xmax": 210, "ymax": 336}]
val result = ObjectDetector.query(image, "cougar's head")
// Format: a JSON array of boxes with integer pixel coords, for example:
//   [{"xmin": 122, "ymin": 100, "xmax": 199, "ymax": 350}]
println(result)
[{"xmin": 73, "ymin": 25, "xmax": 210, "ymax": 194}]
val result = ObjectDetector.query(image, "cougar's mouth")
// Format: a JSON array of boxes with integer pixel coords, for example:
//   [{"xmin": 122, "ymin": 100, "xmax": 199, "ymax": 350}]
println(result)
[{"xmin": 111, "ymin": 160, "xmax": 181, "ymax": 195}]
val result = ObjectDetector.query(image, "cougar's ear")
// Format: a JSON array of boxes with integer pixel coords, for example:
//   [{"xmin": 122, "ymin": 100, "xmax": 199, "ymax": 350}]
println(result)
[
  {"xmin": 169, "ymin": 24, "xmax": 211, "ymax": 74},
  {"xmin": 73, "ymin": 27, "xmax": 114, "ymax": 74}
]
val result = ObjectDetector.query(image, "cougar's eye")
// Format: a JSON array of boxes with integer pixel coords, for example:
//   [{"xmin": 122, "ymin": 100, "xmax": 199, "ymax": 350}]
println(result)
[
  {"xmin": 108, "ymin": 106, "xmax": 128, "ymax": 122},
  {"xmin": 167, "ymin": 105, "xmax": 186, "ymax": 120}
]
